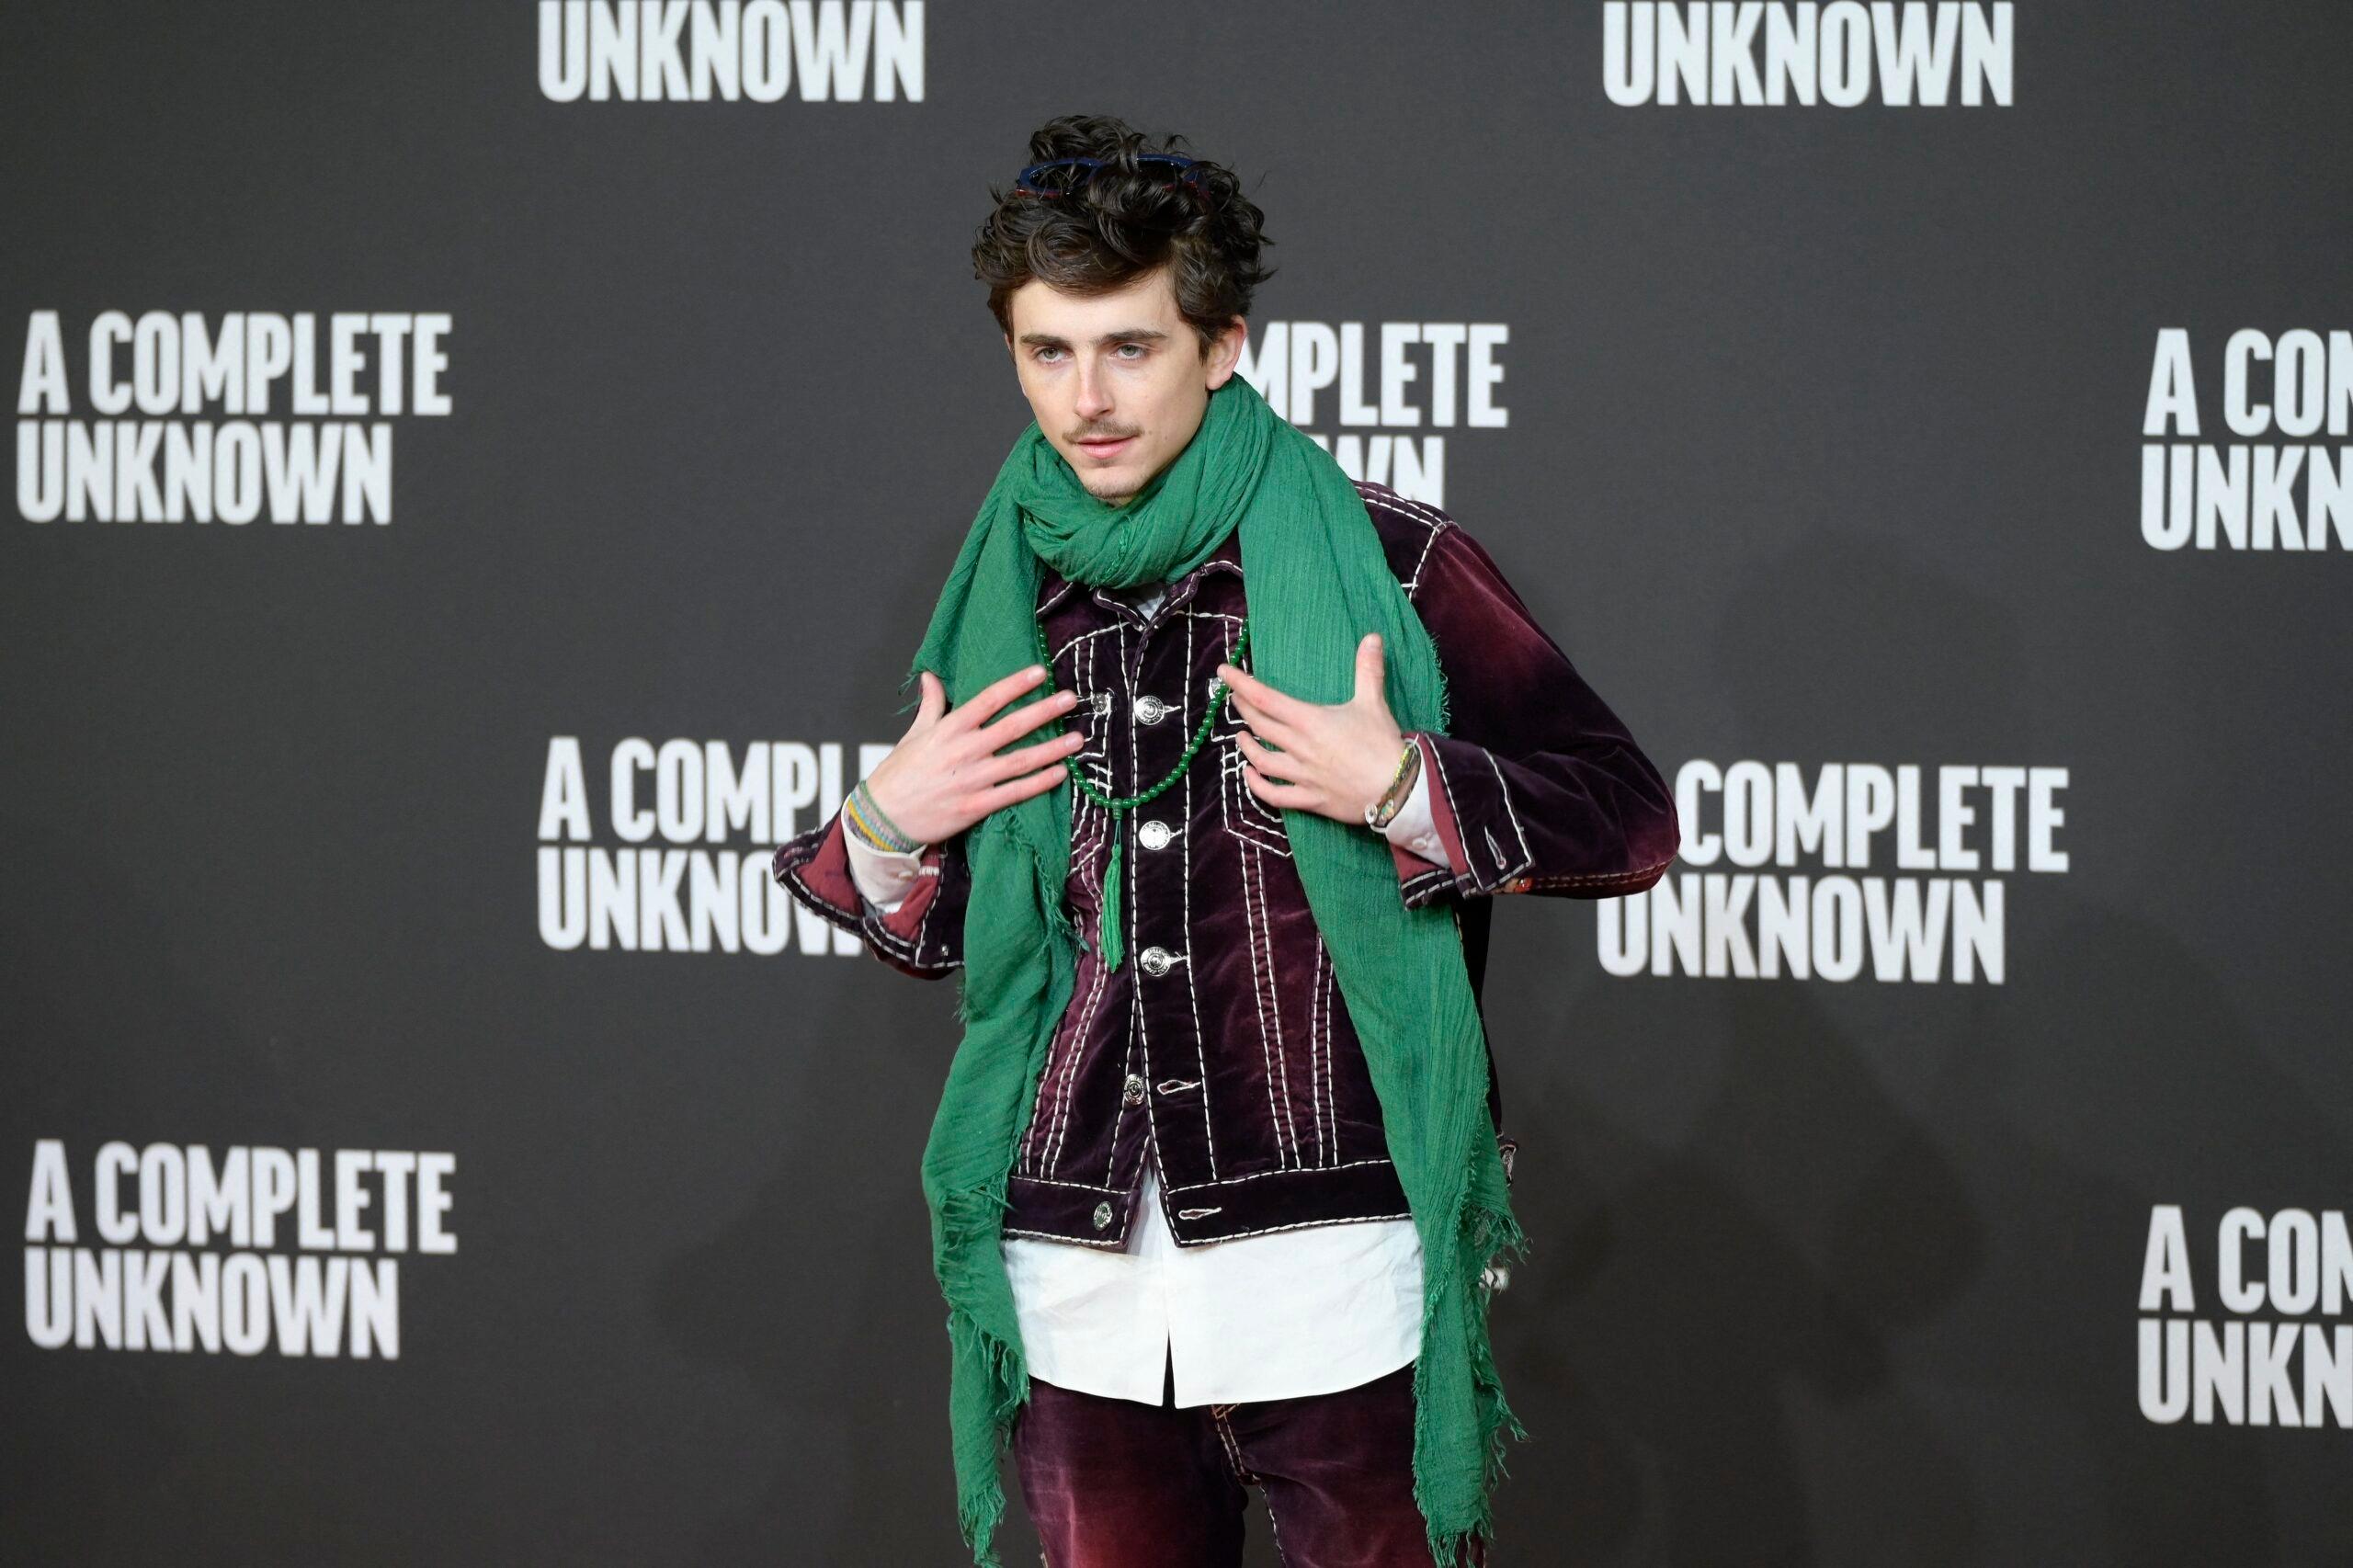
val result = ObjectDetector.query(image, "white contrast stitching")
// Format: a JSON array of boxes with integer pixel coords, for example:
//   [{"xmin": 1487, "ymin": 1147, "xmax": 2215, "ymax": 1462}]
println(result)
[
  {"xmin": 1306, "ymin": 940, "xmax": 1327, "ymax": 1168},
  {"xmin": 1211, "ymin": 1406, "xmax": 1256, "ymax": 1484},
  {"xmin": 1034, "ymin": 936, "xmax": 1110, "ymax": 1179},
  {"xmin": 1514, "ymin": 854, "xmax": 1677, "ymax": 891},
  {"xmin": 1360, "ymin": 483, "xmax": 1453, "ymax": 592},
  {"xmin": 1162, "ymin": 1155, "xmax": 1397, "ymax": 1193},
  {"xmin": 1235, "ymin": 840, "xmax": 1299, "ymax": 1169},
  {"xmin": 1000, "ymin": 1225, "xmax": 1131, "ymax": 1250},
  {"xmin": 1110, "ymin": 618, "xmax": 1142, "ymax": 1189},
  {"xmin": 1484, "ymin": 745, "xmax": 1534, "ymax": 870},
  {"xmin": 1165, "ymin": 1208, "xmax": 1416, "ymax": 1244},
  {"xmin": 1035, "ymin": 624, "xmax": 1116, "ymax": 1178},
  {"xmin": 1427, "ymin": 737, "xmax": 1478, "ymax": 892},
  {"xmin": 1316, "ymin": 944, "xmax": 1336, "ymax": 1167},
  {"xmin": 775, "ymin": 853, "xmax": 860, "ymax": 926},
  {"xmin": 1361, "ymin": 479, "xmax": 1453, "ymax": 531},
  {"xmin": 1048, "ymin": 619, "xmax": 1126, "ymax": 663},
  {"xmin": 908, "ymin": 854, "xmax": 941, "ymax": 960},
  {"xmin": 1179, "ymin": 611, "xmax": 1218, "ymax": 1181},
  {"xmin": 1006, "ymin": 1173, "xmax": 1122, "ymax": 1192}
]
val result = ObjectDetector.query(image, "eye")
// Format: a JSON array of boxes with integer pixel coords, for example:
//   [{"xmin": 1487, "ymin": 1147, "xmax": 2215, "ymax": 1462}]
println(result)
[
  {"xmin": 1116, "ymin": 343, "xmax": 1147, "ymax": 359},
  {"xmin": 1033, "ymin": 346, "xmax": 1065, "ymax": 363}
]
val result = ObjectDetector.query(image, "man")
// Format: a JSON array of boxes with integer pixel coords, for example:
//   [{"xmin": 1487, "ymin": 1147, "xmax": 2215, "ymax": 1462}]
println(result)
[{"xmin": 772, "ymin": 114, "xmax": 1678, "ymax": 1568}]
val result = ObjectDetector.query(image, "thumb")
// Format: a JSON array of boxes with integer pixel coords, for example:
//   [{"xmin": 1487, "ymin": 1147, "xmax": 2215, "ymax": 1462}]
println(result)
[
  {"xmin": 913, "ymin": 669, "xmax": 947, "ymax": 727},
  {"xmin": 1353, "ymin": 632, "xmax": 1385, "ymax": 704}
]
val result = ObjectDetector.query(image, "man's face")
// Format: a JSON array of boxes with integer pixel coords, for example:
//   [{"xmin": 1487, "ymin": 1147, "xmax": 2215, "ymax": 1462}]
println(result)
[{"xmin": 1004, "ymin": 265, "xmax": 1246, "ymax": 506}]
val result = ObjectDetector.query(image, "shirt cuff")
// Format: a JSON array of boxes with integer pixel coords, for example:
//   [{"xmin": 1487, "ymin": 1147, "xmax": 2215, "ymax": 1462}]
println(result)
[
  {"xmin": 843, "ymin": 826, "xmax": 926, "ymax": 915},
  {"xmin": 1373, "ymin": 750, "xmax": 1448, "ymax": 866}
]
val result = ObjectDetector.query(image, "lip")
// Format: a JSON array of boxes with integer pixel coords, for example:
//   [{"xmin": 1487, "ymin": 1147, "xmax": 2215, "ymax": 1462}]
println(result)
[{"xmin": 1074, "ymin": 436, "xmax": 1137, "ymax": 460}]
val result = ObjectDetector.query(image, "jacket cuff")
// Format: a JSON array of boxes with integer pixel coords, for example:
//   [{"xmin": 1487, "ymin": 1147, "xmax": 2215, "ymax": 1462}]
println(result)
[
  {"xmin": 1400, "ymin": 732, "xmax": 1540, "ymax": 908},
  {"xmin": 843, "ymin": 826, "xmax": 926, "ymax": 915},
  {"xmin": 1382, "ymin": 734, "xmax": 1463, "ymax": 903},
  {"xmin": 772, "ymin": 810, "xmax": 958, "ymax": 973},
  {"xmin": 859, "ymin": 842, "xmax": 949, "ymax": 960},
  {"xmin": 770, "ymin": 810, "xmax": 867, "ymax": 926}
]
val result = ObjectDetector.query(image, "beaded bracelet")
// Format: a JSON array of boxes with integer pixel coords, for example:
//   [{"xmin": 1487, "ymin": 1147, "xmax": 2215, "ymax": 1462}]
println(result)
[
  {"xmin": 844, "ymin": 778, "xmax": 922, "ymax": 854},
  {"xmin": 1363, "ymin": 737, "xmax": 1423, "ymax": 831}
]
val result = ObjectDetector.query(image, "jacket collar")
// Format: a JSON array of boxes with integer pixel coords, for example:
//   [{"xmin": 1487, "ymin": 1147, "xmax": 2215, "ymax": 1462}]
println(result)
[{"xmin": 1038, "ymin": 526, "xmax": 1245, "ymax": 624}]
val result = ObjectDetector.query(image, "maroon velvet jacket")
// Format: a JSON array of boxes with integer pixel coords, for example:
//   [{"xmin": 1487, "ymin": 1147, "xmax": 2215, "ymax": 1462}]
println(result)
[{"xmin": 772, "ymin": 480, "xmax": 1678, "ymax": 1249}]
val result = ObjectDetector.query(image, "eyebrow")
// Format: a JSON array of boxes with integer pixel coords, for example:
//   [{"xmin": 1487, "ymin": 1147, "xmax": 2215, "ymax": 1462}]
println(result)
[{"xmin": 1016, "ymin": 328, "xmax": 1172, "ymax": 349}]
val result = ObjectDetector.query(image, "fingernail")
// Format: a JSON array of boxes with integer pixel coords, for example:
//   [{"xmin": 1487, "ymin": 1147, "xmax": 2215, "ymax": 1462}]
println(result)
[{"xmin": 1029, "ymin": 664, "xmax": 1046, "ymax": 677}]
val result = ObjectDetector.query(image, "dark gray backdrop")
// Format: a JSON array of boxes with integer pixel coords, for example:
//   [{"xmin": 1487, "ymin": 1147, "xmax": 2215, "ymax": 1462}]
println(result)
[{"xmin": 6, "ymin": 2, "xmax": 2350, "ymax": 1563}]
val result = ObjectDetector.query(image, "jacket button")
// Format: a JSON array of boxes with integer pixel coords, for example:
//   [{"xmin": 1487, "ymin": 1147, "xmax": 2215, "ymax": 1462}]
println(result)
[
  {"xmin": 1091, "ymin": 1201, "xmax": 1113, "ymax": 1230},
  {"xmin": 1123, "ymin": 1074, "xmax": 1146, "ymax": 1105},
  {"xmin": 1134, "ymin": 695, "xmax": 1169, "ymax": 724},
  {"xmin": 1137, "ymin": 945, "xmax": 1176, "ymax": 977},
  {"xmin": 1137, "ymin": 819, "xmax": 1173, "ymax": 850}
]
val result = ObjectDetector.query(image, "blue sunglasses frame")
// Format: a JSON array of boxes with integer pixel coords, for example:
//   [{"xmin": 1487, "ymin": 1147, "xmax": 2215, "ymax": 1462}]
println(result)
[{"xmin": 1013, "ymin": 153, "xmax": 1209, "ymax": 198}]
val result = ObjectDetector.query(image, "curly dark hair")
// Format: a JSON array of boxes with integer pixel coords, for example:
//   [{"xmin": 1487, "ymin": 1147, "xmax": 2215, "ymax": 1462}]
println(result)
[{"xmin": 972, "ymin": 113, "xmax": 1276, "ymax": 359}]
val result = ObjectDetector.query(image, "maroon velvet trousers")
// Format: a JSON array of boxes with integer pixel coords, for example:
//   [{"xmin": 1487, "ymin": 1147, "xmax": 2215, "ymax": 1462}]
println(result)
[{"xmin": 1008, "ymin": 1348, "xmax": 1486, "ymax": 1567}]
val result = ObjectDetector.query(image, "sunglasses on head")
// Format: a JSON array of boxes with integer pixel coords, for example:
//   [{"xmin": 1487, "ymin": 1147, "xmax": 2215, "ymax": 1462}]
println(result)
[{"xmin": 1013, "ymin": 153, "xmax": 1209, "ymax": 199}]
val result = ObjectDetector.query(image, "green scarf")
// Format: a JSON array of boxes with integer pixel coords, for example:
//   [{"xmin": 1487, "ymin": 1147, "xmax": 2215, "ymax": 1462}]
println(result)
[{"xmin": 901, "ymin": 373, "xmax": 1529, "ymax": 1567}]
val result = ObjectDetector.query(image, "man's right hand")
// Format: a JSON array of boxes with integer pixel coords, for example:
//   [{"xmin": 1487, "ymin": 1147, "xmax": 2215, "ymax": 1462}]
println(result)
[{"xmin": 857, "ymin": 665, "xmax": 1086, "ymax": 848}]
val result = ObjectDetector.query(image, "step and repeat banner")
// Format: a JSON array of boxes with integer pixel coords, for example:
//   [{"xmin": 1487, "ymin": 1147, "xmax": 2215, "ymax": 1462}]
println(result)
[{"xmin": 6, "ymin": 3, "xmax": 2349, "ymax": 1564}]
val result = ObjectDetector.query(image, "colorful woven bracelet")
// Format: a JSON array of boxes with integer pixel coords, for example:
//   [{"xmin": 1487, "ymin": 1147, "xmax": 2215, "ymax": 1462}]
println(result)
[
  {"xmin": 841, "ymin": 803, "xmax": 894, "ymax": 854},
  {"xmin": 845, "ymin": 779, "xmax": 921, "ymax": 854},
  {"xmin": 845, "ymin": 790, "xmax": 915, "ymax": 854}
]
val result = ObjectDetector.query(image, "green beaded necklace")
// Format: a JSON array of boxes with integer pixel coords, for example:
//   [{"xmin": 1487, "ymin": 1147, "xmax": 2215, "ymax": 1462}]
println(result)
[{"xmin": 1030, "ymin": 610, "xmax": 1252, "ymax": 972}]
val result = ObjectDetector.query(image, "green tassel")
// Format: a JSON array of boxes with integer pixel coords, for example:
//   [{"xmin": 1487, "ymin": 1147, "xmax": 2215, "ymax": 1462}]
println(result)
[{"xmin": 1099, "ymin": 820, "xmax": 1125, "ymax": 971}]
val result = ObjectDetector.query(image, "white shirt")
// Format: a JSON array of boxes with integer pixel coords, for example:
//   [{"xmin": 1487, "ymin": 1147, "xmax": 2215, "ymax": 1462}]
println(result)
[{"xmin": 846, "ymin": 582, "xmax": 1447, "ymax": 1407}]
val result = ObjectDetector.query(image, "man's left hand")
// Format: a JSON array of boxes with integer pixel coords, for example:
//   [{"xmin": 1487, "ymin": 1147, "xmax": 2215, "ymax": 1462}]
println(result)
[{"xmin": 1215, "ymin": 633, "xmax": 1409, "ymax": 826}]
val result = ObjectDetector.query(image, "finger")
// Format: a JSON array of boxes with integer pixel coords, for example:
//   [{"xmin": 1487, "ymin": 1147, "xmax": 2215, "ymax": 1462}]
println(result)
[
  {"xmin": 1352, "ymin": 633, "xmax": 1385, "ymax": 706},
  {"xmin": 1241, "ymin": 761, "xmax": 1311, "ymax": 806},
  {"xmin": 948, "ymin": 663, "xmax": 1053, "ymax": 731},
  {"xmin": 974, "ymin": 686, "xmax": 1082, "ymax": 750},
  {"xmin": 1234, "ymin": 728, "xmax": 1302, "ymax": 774},
  {"xmin": 1235, "ymin": 735, "xmax": 1301, "ymax": 785},
  {"xmin": 1233, "ymin": 692, "xmax": 1308, "ymax": 748},
  {"xmin": 1223, "ymin": 664, "xmax": 1299, "ymax": 724},
  {"xmin": 1214, "ymin": 662, "xmax": 1313, "ymax": 726},
  {"xmin": 975, "ymin": 752, "xmax": 1074, "ymax": 812},
  {"xmin": 979, "ymin": 729, "xmax": 1086, "ymax": 783}
]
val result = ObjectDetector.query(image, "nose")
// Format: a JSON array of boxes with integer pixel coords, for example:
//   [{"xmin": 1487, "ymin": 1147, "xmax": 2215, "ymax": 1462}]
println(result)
[{"xmin": 1073, "ymin": 355, "xmax": 1113, "ymax": 420}]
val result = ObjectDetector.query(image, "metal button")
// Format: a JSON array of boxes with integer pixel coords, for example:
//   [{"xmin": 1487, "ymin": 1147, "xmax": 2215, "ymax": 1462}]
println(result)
[
  {"xmin": 1123, "ymin": 1073, "xmax": 1145, "ymax": 1105},
  {"xmin": 1134, "ymin": 695, "xmax": 1169, "ymax": 724},
  {"xmin": 1137, "ymin": 946, "xmax": 1176, "ymax": 977},
  {"xmin": 1091, "ymin": 1200, "xmax": 1113, "ymax": 1230},
  {"xmin": 1137, "ymin": 819, "xmax": 1173, "ymax": 851}
]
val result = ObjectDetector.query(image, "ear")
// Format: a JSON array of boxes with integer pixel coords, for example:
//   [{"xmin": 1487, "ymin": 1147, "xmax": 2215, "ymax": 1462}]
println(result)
[{"xmin": 1202, "ymin": 315, "xmax": 1248, "ymax": 390}]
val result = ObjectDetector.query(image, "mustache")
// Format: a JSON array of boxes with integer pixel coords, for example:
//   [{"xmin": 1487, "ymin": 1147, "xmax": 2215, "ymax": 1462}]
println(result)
[{"xmin": 1070, "ymin": 429, "xmax": 1139, "ymax": 442}]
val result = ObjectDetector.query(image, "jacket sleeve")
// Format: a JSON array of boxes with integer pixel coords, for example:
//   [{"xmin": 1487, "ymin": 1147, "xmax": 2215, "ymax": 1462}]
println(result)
[
  {"xmin": 770, "ymin": 808, "xmax": 968, "ymax": 979},
  {"xmin": 1395, "ymin": 519, "xmax": 1680, "ymax": 909}
]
